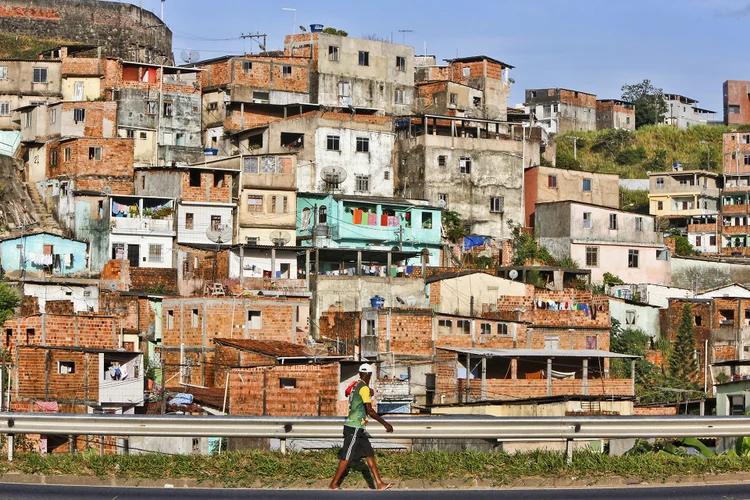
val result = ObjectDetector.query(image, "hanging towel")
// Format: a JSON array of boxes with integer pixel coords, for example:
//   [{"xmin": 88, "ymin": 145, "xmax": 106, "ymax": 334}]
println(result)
[
  {"xmin": 368, "ymin": 213, "xmax": 377, "ymax": 225},
  {"xmin": 388, "ymin": 216, "xmax": 399, "ymax": 227},
  {"xmin": 381, "ymin": 214, "xmax": 388, "ymax": 226},
  {"xmin": 353, "ymin": 209, "xmax": 363, "ymax": 224}
]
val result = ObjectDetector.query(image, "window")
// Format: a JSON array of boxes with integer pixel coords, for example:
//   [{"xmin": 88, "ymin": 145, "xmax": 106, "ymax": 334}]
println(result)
[
  {"xmin": 167, "ymin": 310, "xmax": 175, "ymax": 330},
  {"xmin": 269, "ymin": 195, "xmax": 277, "ymax": 213},
  {"xmin": 390, "ymin": 88, "xmax": 404, "ymax": 106},
  {"xmin": 728, "ymin": 105, "xmax": 741, "ymax": 115},
  {"xmin": 88, "ymin": 147, "xmax": 102, "ymax": 161},
  {"xmin": 437, "ymin": 319, "xmax": 452, "ymax": 335},
  {"xmin": 50, "ymin": 149, "xmax": 58, "ymax": 166},
  {"xmin": 189, "ymin": 170, "xmax": 201, "ymax": 186},
  {"xmin": 49, "ymin": 107, "xmax": 56, "ymax": 123},
  {"xmin": 366, "ymin": 319, "xmax": 376, "ymax": 336},
  {"xmin": 730, "ymin": 395, "xmax": 746, "ymax": 416},
  {"xmin": 628, "ymin": 249, "xmax": 639, "ymax": 268},
  {"xmin": 422, "ymin": 212, "xmax": 433, "ymax": 228},
  {"xmin": 247, "ymin": 195, "xmax": 263, "ymax": 212},
  {"xmin": 586, "ymin": 335, "xmax": 598, "ymax": 350},
  {"xmin": 64, "ymin": 147, "xmax": 70, "ymax": 162},
  {"xmin": 148, "ymin": 244, "xmax": 163, "ymax": 263},
  {"xmin": 0, "ymin": 102, "xmax": 9, "ymax": 117},
  {"xmin": 252, "ymin": 91, "xmax": 269, "ymax": 102},
  {"xmin": 490, "ymin": 196, "xmax": 504, "ymax": 213},
  {"xmin": 356, "ymin": 137, "xmax": 370, "ymax": 153},
  {"xmin": 530, "ymin": 90, "xmax": 537, "ymax": 98},
  {"xmin": 456, "ymin": 320, "xmax": 471, "ymax": 334},
  {"xmin": 695, "ymin": 315, "xmax": 702, "ymax": 327},
  {"xmin": 337, "ymin": 81, "xmax": 350, "ymax": 98},
  {"xmin": 213, "ymin": 172, "xmax": 224, "ymax": 187},
  {"xmin": 744, "ymin": 155, "xmax": 750, "ymax": 166},
  {"xmin": 497, "ymin": 323, "xmax": 509, "ymax": 335},
  {"xmin": 462, "ymin": 67, "xmax": 470, "ymax": 77},
  {"xmin": 58, "ymin": 361, "xmax": 75, "ymax": 374},
  {"xmin": 191, "ymin": 309, "xmax": 199, "ymax": 328},
  {"xmin": 32, "ymin": 68, "xmax": 48, "ymax": 83},
  {"xmin": 139, "ymin": 131, "xmax": 147, "ymax": 139},
  {"xmin": 73, "ymin": 108, "xmax": 86, "ymax": 123},
  {"xmin": 657, "ymin": 201, "xmax": 664, "ymax": 210},
  {"xmin": 609, "ymin": 213, "xmax": 618, "ymax": 230},
  {"xmin": 585, "ymin": 246, "xmax": 599, "ymax": 267},
  {"xmin": 207, "ymin": 102, "xmax": 218, "ymax": 111},
  {"xmin": 242, "ymin": 61, "xmax": 252, "ymax": 73},
  {"xmin": 438, "ymin": 193, "xmax": 448, "ymax": 206},
  {"xmin": 635, "ymin": 217, "xmax": 643, "ymax": 231},
  {"xmin": 180, "ymin": 213, "xmax": 193, "ymax": 231},
  {"xmin": 24, "ymin": 112, "xmax": 31, "ymax": 129},
  {"xmin": 478, "ymin": 323, "xmax": 491, "ymax": 335},
  {"xmin": 282, "ymin": 65, "xmax": 292, "ymax": 78},
  {"xmin": 438, "ymin": 155, "xmax": 446, "ymax": 167},
  {"xmin": 548, "ymin": 175, "xmax": 557, "ymax": 188},
  {"xmin": 280, "ymin": 132, "xmax": 304, "ymax": 148},
  {"xmin": 396, "ymin": 56, "xmax": 406, "ymax": 72},
  {"xmin": 656, "ymin": 177, "xmax": 664, "ymax": 189},
  {"xmin": 355, "ymin": 175, "xmax": 371, "ymax": 192},
  {"xmin": 0, "ymin": 67, "xmax": 6, "ymax": 80},
  {"xmin": 384, "ymin": 170, "xmax": 390, "ymax": 180},
  {"xmin": 163, "ymin": 101, "xmax": 173, "ymax": 117},
  {"xmin": 710, "ymin": 235, "xmax": 717, "ymax": 246},
  {"xmin": 449, "ymin": 93, "xmax": 457, "ymax": 106},
  {"xmin": 695, "ymin": 235, "xmax": 702, "ymax": 247},
  {"xmin": 328, "ymin": 46, "xmax": 340, "ymax": 62},
  {"xmin": 279, "ymin": 378, "xmax": 297, "ymax": 389},
  {"xmin": 583, "ymin": 212, "xmax": 592, "ymax": 229},
  {"xmin": 247, "ymin": 310, "xmax": 262, "ymax": 329},
  {"xmin": 473, "ymin": 96, "xmax": 482, "ymax": 107},
  {"xmin": 146, "ymin": 101, "xmax": 157, "ymax": 115},
  {"xmin": 125, "ymin": 129, "xmax": 135, "ymax": 139},
  {"xmin": 319, "ymin": 206, "xmax": 327, "ymax": 224},
  {"xmin": 210, "ymin": 215, "xmax": 222, "ymax": 231},
  {"xmin": 243, "ymin": 157, "xmax": 259, "ymax": 174},
  {"xmin": 459, "ymin": 156, "xmax": 471, "ymax": 174},
  {"xmin": 744, "ymin": 134, "xmax": 750, "ymax": 145},
  {"xmin": 720, "ymin": 309, "xmax": 735, "ymax": 326},
  {"xmin": 326, "ymin": 135, "xmax": 340, "ymax": 151},
  {"xmin": 582, "ymin": 179, "xmax": 592, "ymax": 192},
  {"xmin": 358, "ymin": 51, "xmax": 369, "ymax": 66},
  {"xmin": 175, "ymin": 133, "xmax": 184, "ymax": 146}
]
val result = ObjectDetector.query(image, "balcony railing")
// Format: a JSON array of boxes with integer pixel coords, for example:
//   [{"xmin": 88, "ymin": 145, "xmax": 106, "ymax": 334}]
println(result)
[
  {"xmin": 111, "ymin": 217, "xmax": 174, "ymax": 235},
  {"xmin": 99, "ymin": 377, "xmax": 144, "ymax": 405}
]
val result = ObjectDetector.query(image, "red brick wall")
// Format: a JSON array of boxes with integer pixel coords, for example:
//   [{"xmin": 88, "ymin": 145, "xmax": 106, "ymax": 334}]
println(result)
[
  {"xmin": 98, "ymin": 292, "xmax": 152, "ymax": 333},
  {"xmin": 3, "ymin": 313, "xmax": 118, "ymax": 353},
  {"xmin": 45, "ymin": 300, "xmax": 75, "ymax": 315},
  {"xmin": 181, "ymin": 170, "xmax": 233, "ymax": 203},
  {"xmin": 493, "ymin": 290, "xmax": 609, "ymax": 328},
  {"xmin": 224, "ymin": 109, "xmax": 283, "ymax": 133},
  {"xmin": 15, "ymin": 348, "xmax": 100, "ymax": 404},
  {"xmin": 228, "ymin": 363, "xmax": 339, "ymax": 416},
  {"xmin": 633, "ymin": 406, "xmax": 677, "ymax": 416},
  {"xmin": 61, "ymin": 56, "xmax": 102, "ymax": 78},
  {"xmin": 377, "ymin": 310, "xmax": 434, "ymax": 357},
  {"xmin": 318, "ymin": 307, "xmax": 360, "ymax": 356},
  {"xmin": 130, "ymin": 267, "xmax": 178, "ymax": 293},
  {"xmin": 559, "ymin": 89, "xmax": 596, "ymax": 107},
  {"xmin": 61, "ymin": 101, "xmax": 117, "ymax": 137},
  {"xmin": 48, "ymin": 137, "xmax": 134, "ymax": 179}
]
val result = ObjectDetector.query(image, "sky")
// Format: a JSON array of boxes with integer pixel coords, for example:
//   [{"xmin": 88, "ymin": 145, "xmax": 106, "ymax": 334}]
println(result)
[{"xmin": 116, "ymin": 0, "xmax": 750, "ymax": 113}]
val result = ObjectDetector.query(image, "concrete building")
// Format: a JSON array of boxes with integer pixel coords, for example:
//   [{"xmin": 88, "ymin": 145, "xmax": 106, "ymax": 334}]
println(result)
[
  {"xmin": 396, "ymin": 115, "xmax": 540, "ymax": 239},
  {"xmin": 414, "ymin": 56, "xmax": 514, "ymax": 122},
  {"xmin": 285, "ymin": 32, "xmax": 415, "ymax": 116},
  {"xmin": 535, "ymin": 201, "xmax": 671, "ymax": 285},
  {"xmin": 15, "ymin": 277, "xmax": 99, "ymax": 314},
  {"xmin": 0, "ymin": 232, "xmax": 88, "ymax": 277},
  {"xmin": 721, "ymin": 131, "xmax": 750, "ymax": 255},
  {"xmin": 231, "ymin": 110, "xmax": 395, "ymax": 196},
  {"xmin": 524, "ymin": 88, "xmax": 596, "ymax": 134},
  {"xmin": 108, "ymin": 194, "xmax": 175, "ymax": 269},
  {"xmin": 648, "ymin": 169, "xmax": 720, "ymax": 217},
  {"xmin": 662, "ymin": 94, "xmax": 716, "ymax": 129},
  {"xmin": 595, "ymin": 99, "xmax": 635, "ymax": 131},
  {"xmin": 296, "ymin": 192, "xmax": 442, "ymax": 266},
  {"xmin": 0, "ymin": 59, "xmax": 62, "ymax": 132},
  {"xmin": 608, "ymin": 297, "xmax": 660, "ymax": 340},
  {"xmin": 426, "ymin": 271, "xmax": 529, "ymax": 316},
  {"xmin": 135, "ymin": 161, "xmax": 240, "ymax": 247},
  {"xmin": 723, "ymin": 80, "xmax": 750, "ymax": 126},
  {"xmin": 524, "ymin": 166, "xmax": 620, "ymax": 227}
]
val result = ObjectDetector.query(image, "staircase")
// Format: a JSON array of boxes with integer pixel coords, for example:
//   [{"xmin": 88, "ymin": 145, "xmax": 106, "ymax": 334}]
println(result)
[{"xmin": 25, "ymin": 183, "xmax": 63, "ymax": 234}]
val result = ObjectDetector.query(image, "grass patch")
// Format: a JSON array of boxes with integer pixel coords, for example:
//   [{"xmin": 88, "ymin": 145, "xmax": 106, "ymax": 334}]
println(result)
[
  {"xmin": 3, "ymin": 449, "xmax": 750, "ymax": 487},
  {"xmin": 0, "ymin": 32, "xmax": 77, "ymax": 59}
]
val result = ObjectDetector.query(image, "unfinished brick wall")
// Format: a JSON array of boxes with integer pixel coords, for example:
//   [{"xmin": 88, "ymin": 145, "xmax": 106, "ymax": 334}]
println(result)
[
  {"xmin": 47, "ymin": 137, "xmax": 134, "ymax": 179},
  {"xmin": 224, "ymin": 110, "xmax": 282, "ymax": 133},
  {"xmin": 723, "ymin": 132, "xmax": 750, "ymax": 174},
  {"xmin": 493, "ymin": 289, "xmax": 610, "ymax": 328},
  {"xmin": 213, "ymin": 345, "xmax": 276, "ymax": 389},
  {"xmin": 633, "ymin": 406, "xmax": 678, "ymax": 416},
  {"xmin": 130, "ymin": 267, "xmax": 178, "ymax": 293},
  {"xmin": 45, "ymin": 300, "xmax": 74, "ymax": 315},
  {"xmin": 375, "ymin": 310, "xmax": 434, "ymax": 357},
  {"xmin": 181, "ymin": 170, "xmax": 233, "ymax": 203},
  {"xmin": 98, "ymin": 292, "xmax": 153, "ymax": 334},
  {"xmin": 177, "ymin": 244, "xmax": 230, "ymax": 283},
  {"xmin": 3, "ymin": 313, "xmax": 118, "ymax": 353},
  {"xmin": 60, "ymin": 101, "xmax": 118, "ymax": 138},
  {"xmin": 74, "ymin": 177, "xmax": 133, "ymax": 195},
  {"xmin": 61, "ymin": 56, "xmax": 102, "ymax": 78},
  {"xmin": 15, "ymin": 348, "xmax": 100, "ymax": 405},
  {"xmin": 228, "ymin": 363, "xmax": 339, "ymax": 416},
  {"xmin": 318, "ymin": 307, "xmax": 359, "ymax": 356},
  {"xmin": 559, "ymin": 89, "xmax": 596, "ymax": 108}
]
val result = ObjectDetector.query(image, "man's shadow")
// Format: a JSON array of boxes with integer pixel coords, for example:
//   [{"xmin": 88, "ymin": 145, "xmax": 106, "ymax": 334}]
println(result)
[{"xmin": 337, "ymin": 459, "xmax": 376, "ymax": 489}]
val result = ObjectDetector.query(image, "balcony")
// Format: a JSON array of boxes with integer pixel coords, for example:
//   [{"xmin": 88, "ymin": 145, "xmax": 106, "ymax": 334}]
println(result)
[
  {"xmin": 110, "ymin": 196, "xmax": 175, "ymax": 236},
  {"xmin": 98, "ymin": 352, "xmax": 144, "ymax": 406},
  {"xmin": 111, "ymin": 217, "xmax": 174, "ymax": 235},
  {"xmin": 688, "ymin": 223, "xmax": 717, "ymax": 232}
]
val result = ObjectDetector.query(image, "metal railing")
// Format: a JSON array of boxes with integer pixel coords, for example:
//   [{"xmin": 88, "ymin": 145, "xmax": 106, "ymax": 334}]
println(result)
[{"xmin": 2, "ymin": 413, "xmax": 750, "ymax": 459}]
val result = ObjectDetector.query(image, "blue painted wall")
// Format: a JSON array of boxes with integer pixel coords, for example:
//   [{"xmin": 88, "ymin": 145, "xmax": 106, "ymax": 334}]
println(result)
[{"xmin": 0, "ymin": 233, "xmax": 88, "ymax": 275}]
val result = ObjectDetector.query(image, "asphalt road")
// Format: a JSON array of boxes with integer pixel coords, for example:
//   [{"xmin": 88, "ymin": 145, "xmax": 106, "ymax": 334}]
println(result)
[{"xmin": 0, "ymin": 484, "xmax": 748, "ymax": 500}]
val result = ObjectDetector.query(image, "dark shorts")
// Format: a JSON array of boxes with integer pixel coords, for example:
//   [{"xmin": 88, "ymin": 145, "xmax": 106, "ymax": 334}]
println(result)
[{"xmin": 338, "ymin": 425, "xmax": 374, "ymax": 461}]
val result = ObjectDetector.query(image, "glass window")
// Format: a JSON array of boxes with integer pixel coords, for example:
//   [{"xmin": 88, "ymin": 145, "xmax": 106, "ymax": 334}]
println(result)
[
  {"xmin": 656, "ymin": 177, "xmax": 664, "ymax": 188},
  {"xmin": 88, "ymin": 147, "xmax": 102, "ymax": 161},
  {"xmin": 326, "ymin": 135, "xmax": 340, "ymax": 151},
  {"xmin": 32, "ymin": 68, "xmax": 48, "ymax": 83},
  {"xmin": 548, "ymin": 175, "xmax": 557, "ymax": 188},
  {"xmin": 355, "ymin": 175, "xmax": 370, "ymax": 193},
  {"xmin": 0, "ymin": 102, "xmax": 9, "ymax": 116},
  {"xmin": 480, "ymin": 323, "xmax": 492, "ymax": 335},
  {"xmin": 490, "ymin": 196, "xmax": 504, "ymax": 213},
  {"xmin": 609, "ymin": 213, "xmax": 618, "ymax": 230},
  {"xmin": 358, "ymin": 51, "xmax": 369, "ymax": 66},
  {"xmin": 282, "ymin": 65, "xmax": 292, "ymax": 78},
  {"xmin": 243, "ymin": 157, "xmax": 259, "ymax": 173},
  {"xmin": 586, "ymin": 246, "xmax": 599, "ymax": 267},
  {"xmin": 583, "ymin": 212, "xmax": 591, "ymax": 229},
  {"xmin": 394, "ymin": 89, "xmax": 405, "ymax": 104},
  {"xmin": 328, "ymin": 46, "xmax": 339, "ymax": 62},
  {"xmin": 242, "ymin": 61, "xmax": 252, "ymax": 73},
  {"xmin": 356, "ymin": 137, "xmax": 369, "ymax": 153},
  {"xmin": 582, "ymin": 179, "xmax": 591, "ymax": 192},
  {"xmin": 0, "ymin": 67, "xmax": 7, "ymax": 80},
  {"xmin": 459, "ymin": 157, "xmax": 471, "ymax": 174},
  {"xmin": 635, "ymin": 217, "xmax": 643, "ymax": 231},
  {"xmin": 185, "ymin": 212, "xmax": 194, "ymax": 229},
  {"xmin": 396, "ymin": 56, "xmax": 406, "ymax": 72},
  {"xmin": 148, "ymin": 244, "xmax": 163, "ymax": 263},
  {"xmin": 628, "ymin": 249, "xmax": 639, "ymax": 268},
  {"xmin": 456, "ymin": 320, "xmax": 471, "ymax": 334}
]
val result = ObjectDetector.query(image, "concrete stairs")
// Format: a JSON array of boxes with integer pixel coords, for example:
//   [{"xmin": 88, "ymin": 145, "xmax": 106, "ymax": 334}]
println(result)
[{"xmin": 25, "ymin": 183, "xmax": 63, "ymax": 234}]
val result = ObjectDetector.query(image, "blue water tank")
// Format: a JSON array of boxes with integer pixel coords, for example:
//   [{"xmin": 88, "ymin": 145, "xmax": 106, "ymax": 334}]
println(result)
[
  {"xmin": 370, "ymin": 296, "xmax": 385, "ymax": 308},
  {"xmin": 310, "ymin": 24, "xmax": 324, "ymax": 32}
]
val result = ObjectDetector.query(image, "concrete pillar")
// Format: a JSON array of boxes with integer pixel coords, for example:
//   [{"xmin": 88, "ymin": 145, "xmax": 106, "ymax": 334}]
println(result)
[
  {"xmin": 481, "ymin": 357, "xmax": 487, "ymax": 400},
  {"xmin": 465, "ymin": 353, "xmax": 471, "ymax": 401},
  {"xmin": 631, "ymin": 359, "xmax": 636, "ymax": 394},
  {"xmin": 546, "ymin": 358, "xmax": 552, "ymax": 396},
  {"xmin": 357, "ymin": 250, "xmax": 362, "ymax": 276},
  {"xmin": 582, "ymin": 359, "xmax": 588, "ymax": 395},
  {"xmin": 271, "ymin": 247, "xmax": 276, "ymax": 279},
  {"xmin": 386, "ymin": 251, "xmax": 392, "ymax": 278},
  {"xmin": 511, "ymin": 358, "xmax": 517, "ymax": 381},
  {"xmin": 304, "ymin": 249, "xmax": 310, "ymax": 290}
]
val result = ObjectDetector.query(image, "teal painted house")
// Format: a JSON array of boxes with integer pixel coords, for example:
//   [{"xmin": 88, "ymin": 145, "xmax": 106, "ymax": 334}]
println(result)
[
  {"xmin": 296, "ymin": 193, "xmax": 442, "ymax": 266},
  {"xmin": 0, "ymin": 232, "xmax": 88, "ymax": 276}
]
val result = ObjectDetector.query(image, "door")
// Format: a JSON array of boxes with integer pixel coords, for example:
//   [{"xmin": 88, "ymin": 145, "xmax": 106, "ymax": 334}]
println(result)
[
  {"xmin": 127, "ymin": 245, "xmax": 140, "ymax": 268},
  {"xmin": 73, "ymin": 81, "xmax": 84, "ymax": 101}
]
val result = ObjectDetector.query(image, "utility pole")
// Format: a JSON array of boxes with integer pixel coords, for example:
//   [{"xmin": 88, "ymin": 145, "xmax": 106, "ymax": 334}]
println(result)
[
  {"xmin": 566, "ymin": 136, "xmax": 581, "ymax": 160},
  {"xmin": 160, "ymin": 351, "xmax": 166, "ymax": 415},
  {"xmin": 240, "ymin": 33, "xmax": 267, "ymax": 54},
  {"xmin": 398, "ymin": 225, "xmax": 403, "ymax": 251}
]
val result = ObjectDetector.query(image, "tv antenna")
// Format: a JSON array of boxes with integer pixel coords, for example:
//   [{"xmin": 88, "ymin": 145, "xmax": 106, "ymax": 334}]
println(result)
[
  {"xmin": 397, "ymin": 29, "xmax": 413, "ymax": 45},
  {"xmin": 240, "ymin": 33, "xmax": 267, "ymax": 54},
  {"xmin": 180, "ymin": 49, "xmax": 200, "ymax": 64}
]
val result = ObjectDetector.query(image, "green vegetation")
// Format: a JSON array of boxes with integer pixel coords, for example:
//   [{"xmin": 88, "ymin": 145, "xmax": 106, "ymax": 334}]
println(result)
[
  {"xmin": 669, "ymin": 303, "xmax": 700, "ymax": 389},
  {"xmin": 668, "ymin": 231, "xmax": 699, "ymax": 256},
  {"xmin": 7, "ymin": 449, "xmax": 750, "ymax": 487},
  {"xmin": 621, "ymin": 79, "xmax": 668, "ymax": 128},
  {"xmin": 509, "ymin": 221, "xmax": 554, "ymax": 267},
  {"xmin": 619, "ymin": 188, "xmax": 649, "ymax": 213},
  {"xmin": 322, "ymin": 28, "xmax": 348, "ymax": 36},
  {"xmin": 0, "ymin": 32, "xmax": 75, "ymax": 59},
  {"xmin": 556, "ymin": 125, "xmax": 747, "ymax": 179},
  {"xmin": 0, "ymin": 281, "xmax": 19, "ymax": 324},
  {"xmin": 441, "ymin": 210, "xmax": 467, "ymax": 243}
]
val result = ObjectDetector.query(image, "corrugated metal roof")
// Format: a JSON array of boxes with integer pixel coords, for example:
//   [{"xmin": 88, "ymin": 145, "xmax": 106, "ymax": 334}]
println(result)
[{"xmin": 438, "ymin": 347, "xmax": 638, "ymax": 359}]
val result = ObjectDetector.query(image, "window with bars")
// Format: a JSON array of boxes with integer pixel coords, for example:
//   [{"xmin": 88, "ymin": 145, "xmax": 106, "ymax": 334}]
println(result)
[
  {"xmin": 326, "ymin": 135, "xmax": 340, "ymax": 151},
  {"xmin": 0, "ymin": 102, "xmax": 9, "ymax": 117},
  {"xmin": 32, "ymin": 68, "xmax": 47, "ymax": 83},
  {"xmin": 356, "ymin": 137, "xmax": 369, "ymax": 153},
  {"xmin": 148, "ymin": 244, "xmax": 163, "ymax": 263},
  {"xmin": 282, "ymin": 65, "xmax": 292, "ymax": 78},
  {"xmin": 73, "ymin": 108, "xmax": 86, "ymax": 123},
  {"xmin": 0, "ymin": 67, "xmax": 7, "ymax": 80},
  {"xmin": 459, "ymin": 156, "xmax": 471, "ymax": 174},
  {"xmin": 438, "ymin": 155, "xmax": 446, "ymax": 167},
  {"xmin": 355, "ymin": 175, "xmax": 370, "ymax": 193},
  {"xmin": 242, "ymin": 61, "xmax": 252, "ymax": 73},
  {"xmin": 247, "ymin": 195, "xmax": 263, "ymax": 212}
]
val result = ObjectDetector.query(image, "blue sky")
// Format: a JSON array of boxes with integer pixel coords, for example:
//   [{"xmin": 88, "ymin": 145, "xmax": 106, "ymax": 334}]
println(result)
[{"xmin": 119, "ymin": 0, "xmax": 750, "ymax": 112}]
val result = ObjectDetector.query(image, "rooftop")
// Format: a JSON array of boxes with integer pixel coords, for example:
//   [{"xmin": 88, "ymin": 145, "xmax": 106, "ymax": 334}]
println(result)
[
  {"xmin": 438, "ymin": 347, "xmax": 639, "ymax": 359},
  {"xmin": 443, "ymin": 55, "xmax": 515, "ymax": 70}
]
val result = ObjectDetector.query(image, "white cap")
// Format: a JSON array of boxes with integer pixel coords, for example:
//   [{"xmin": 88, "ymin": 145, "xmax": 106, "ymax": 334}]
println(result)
[{"xmin": 359, "ymin": 363, "xmax": 374, "ymax": 373}]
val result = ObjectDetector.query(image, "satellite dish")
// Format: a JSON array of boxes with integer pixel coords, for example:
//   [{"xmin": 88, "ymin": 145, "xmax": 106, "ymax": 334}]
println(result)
[
  {"xmin": 320, "ymin": 165, "xmax": 348, "ymax": 188},
  {"xmin": 396, "ymin": 296, "xmax": 406, "ymax": 305},
  {"xmin": 302, "ymin": 342, "xmax": 327, "ymax": 360},
  {"xmin": 269, "ymin": 230, "xmax": 291, "ymax": 246},
  {"xmin": 206, "ymin": 224, "xmax": 233, "ymax": 245},
  {"xmin": 103, "ymin": 186, "xmax": 112, "ymax": 195},
  {"xmin": 258, "ymin": 44, "xmax": 266, "ymax": 51},
  {"xmin": 406, "ymin": 296, "xmax": 417, "ymax": 307},
  {"xmin": 299, "ymin": 25, "xmax": 307, "ymax": 32},
  {"xmin": 108, "ymin": 282, "xmax": 118, "ymax": 292},
  {"xmin": 436, "ymin": 199, "xmax": 447, "ymax": 209},
  {"xmin": 509, "ymin": 270, "xmax": 519, "ymax": 280},
  {"xmin": 180, "ymin": 49, "xmax": 200, "ymax": 64}
]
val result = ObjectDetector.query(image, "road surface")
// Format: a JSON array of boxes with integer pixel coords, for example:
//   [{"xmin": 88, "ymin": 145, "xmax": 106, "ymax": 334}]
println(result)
[{"xmin": 0, "ymin": 483, "xmax": 747, "ymax": 499}]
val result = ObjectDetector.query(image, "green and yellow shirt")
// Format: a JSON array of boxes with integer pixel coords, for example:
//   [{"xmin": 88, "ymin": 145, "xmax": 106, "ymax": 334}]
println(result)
[{"xmin": 344, "ymin": 380, "xmax": 371, "ymax": 429}]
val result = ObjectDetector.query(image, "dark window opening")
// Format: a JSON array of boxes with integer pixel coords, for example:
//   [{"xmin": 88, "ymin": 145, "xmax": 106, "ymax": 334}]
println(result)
[
  {"xmin": 189, "ymin": 170, "xmax": 201, "ymax": 187},
  {"xmin": 279, "ymin": 378, "xmax": 297, "ymax": 389},
  {"xmin": 281, "ymin": 132, "xmax": 304, "ymax": 148},
  {"xmin": 213, "ymin": 172, "xmax": 224, "ymax": 188}
]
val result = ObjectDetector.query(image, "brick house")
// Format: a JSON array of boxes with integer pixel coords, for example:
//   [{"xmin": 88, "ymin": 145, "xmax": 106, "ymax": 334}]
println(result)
[
  {"xmin": 159, "ymin": 296, "xmax": 310, "ymax": 387},
  {"xmin": 524, "ymin": 88, "xmax": 597, "ymax": 134}
]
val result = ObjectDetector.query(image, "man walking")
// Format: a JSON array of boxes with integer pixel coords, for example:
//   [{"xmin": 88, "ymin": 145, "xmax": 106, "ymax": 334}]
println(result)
[{"xmin": 329, "ymin": 363, "xmax": 394, "ymax": 490}]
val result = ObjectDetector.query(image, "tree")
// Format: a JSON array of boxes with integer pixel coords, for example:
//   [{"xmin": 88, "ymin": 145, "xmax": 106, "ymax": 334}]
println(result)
[
  {"xmin": 442, "ymin": 210, "xmax": 466, "ymax": 243},
  {"xmin": 669, "ymin": 303, "xmax": 699, "ymax": 387},
  {"xmin": 0, "ymin": 282, "xmax": 18, "ymax": 324},
  {"xmin": 621, "ymin": 79, "xmax": 668, "ymax": 128},
  {"xmin": 322, "ymin": 27, "xmax": 348, "ymax": 36}
]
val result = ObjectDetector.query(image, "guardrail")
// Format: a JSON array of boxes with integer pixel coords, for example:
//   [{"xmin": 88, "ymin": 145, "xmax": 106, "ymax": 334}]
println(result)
[{"xmin": 2, "ymin": 413, "xmax": 750, "ymax": 460}]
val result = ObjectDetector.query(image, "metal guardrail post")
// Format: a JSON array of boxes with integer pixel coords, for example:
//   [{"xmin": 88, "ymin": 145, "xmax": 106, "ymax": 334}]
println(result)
[
  {"xmin": 7, "ymin": 434, "xmax": 13, "ymax": 461},
  {"xmin": 280, "ymin": 438, "xmax": 287, "ymax": 455},
  {"xmin": 565, "ymin": 438, "xmax": 573, "ymax": 464}
]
